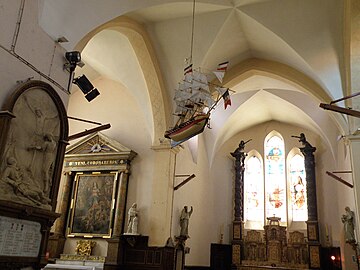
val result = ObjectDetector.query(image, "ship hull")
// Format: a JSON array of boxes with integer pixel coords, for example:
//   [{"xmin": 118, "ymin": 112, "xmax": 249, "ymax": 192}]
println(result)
[{"xmin": 165, "ymin": 114, "xmax": 209, "ymax": 142}]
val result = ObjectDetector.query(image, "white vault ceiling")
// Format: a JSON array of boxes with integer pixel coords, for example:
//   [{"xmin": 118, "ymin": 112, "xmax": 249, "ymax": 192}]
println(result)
[{"xmin": 39, "ymin": 0, "xmax": 350, "ymax": 157}]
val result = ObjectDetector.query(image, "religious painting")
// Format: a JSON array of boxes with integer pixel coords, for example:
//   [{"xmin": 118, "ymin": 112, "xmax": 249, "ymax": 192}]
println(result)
[{"xmin": 67, "ymin": 172, "xmax": 117, "ymax": 237}]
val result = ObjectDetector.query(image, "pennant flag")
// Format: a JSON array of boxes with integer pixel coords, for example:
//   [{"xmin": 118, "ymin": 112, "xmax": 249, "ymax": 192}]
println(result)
[
  {"xmin": 217, "ymin": 61, "xmax": 229, "ymax": 71},
  {"xmin": 184, "ymin": 64, "xmax": 193, "ymax": 76},
  {"xmin": 222, "ymin": 89, "xmax": 231, "ymax": 109},
  {"xmin": 213, "ymin": 61, "xmax": 229, "ymax": 83}
]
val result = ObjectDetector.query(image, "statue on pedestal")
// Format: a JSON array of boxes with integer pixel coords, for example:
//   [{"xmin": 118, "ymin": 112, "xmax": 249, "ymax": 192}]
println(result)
[
  {"xmin": 180, "ymin": 206, "xmax": 193, "ymax": 238},
  {"xmin": 126, "ymin": 203, "xmax": 139, "ymax": 235},
  {"xmin": 341, "ymin": 206, "xmax": 356, "ymax": 243}
]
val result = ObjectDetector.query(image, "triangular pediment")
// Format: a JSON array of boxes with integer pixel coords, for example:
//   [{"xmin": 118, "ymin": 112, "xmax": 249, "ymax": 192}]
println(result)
[{"xmin": 66, "ymin": 132, "xmax": 134, "ymax": 156}]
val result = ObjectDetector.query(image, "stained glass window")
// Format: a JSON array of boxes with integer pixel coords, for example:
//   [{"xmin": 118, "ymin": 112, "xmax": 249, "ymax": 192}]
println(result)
[
  {"xmin": 244, "ymin": 155, "xmax": 264, "ymax": 224},
  {"xmin": 242, "ymin": 132, "xmax": 308, "ymax": 229},
  {"xmin": 265, "ymin": 135, "xmax": 286, "ymax": 223},
  {"xmin": 289, "ymin": 154, "xmax": 307, "ymax": 221}
]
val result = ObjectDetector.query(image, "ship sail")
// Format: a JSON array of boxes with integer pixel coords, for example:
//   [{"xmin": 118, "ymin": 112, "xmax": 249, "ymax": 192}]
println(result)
[{"xmin": 164, "ymin": 62, "xmax": 231, "ymax": 146}]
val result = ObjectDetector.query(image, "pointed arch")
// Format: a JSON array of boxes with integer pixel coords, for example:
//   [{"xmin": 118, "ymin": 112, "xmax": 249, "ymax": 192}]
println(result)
[
  {"xmin": 264, "ymin": 131, "xmax": 287, "ymax": 224},
  {"xmin": 223, "ymin": 58, "xmax": 347, "ymax": 134},
  {"xmin": 287, "ymin": 148, "xmax": 308, "ymax": 223},
  {"xmin": 244, "ymin": 150, "xmax": 264, "ymax": 230},
  {"xmin": 74, "ymin": 16, "xmax": 169, "ymax": 146}
]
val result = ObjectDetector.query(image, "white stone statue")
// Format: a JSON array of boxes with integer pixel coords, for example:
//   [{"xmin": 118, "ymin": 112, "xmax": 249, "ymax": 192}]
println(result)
[
  {"xmin": 132, "ymin": 216, "xmax": 138, "ymax": 235},
  {"xmin": 180, "ymin": 206, "xmax": 193, "ymax": 237},
  {"xmin": 126, "ymin": 203, "xmax": 139, "ymax": 234},
  {"xmin": 341, "ymin": 206, "xmax": 356, "ymax": 243},
  {"xmin": 1, "ymin": 156, "xmax": 50, "ymax": 206}
]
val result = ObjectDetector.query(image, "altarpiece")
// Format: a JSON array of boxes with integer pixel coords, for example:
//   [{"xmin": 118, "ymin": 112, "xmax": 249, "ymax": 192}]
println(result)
[
  {"xmin": 47, "ymin": 132, "xmax": 137, "ymax": 266},
  {"xmin": 230, "ymin": 136, "xmax": 321, "ymax": 269}
]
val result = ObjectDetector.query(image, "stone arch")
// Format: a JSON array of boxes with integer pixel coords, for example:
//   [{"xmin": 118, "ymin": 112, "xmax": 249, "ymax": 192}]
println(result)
[
  {"xmin": 223, "ymin": 58, "xmax": 347, "ymax": 133},
  {"xmin": 209, "ymin": 59, "xmax": 347, "ymax": 164},
  {"xmin": 75, "ymin": 16, "xmax": 169, "ymax": 146}
]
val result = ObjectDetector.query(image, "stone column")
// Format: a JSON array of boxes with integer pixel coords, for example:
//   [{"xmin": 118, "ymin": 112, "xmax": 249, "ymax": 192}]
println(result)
[
  {"xmin": 148, "ymin": 143, "xmax": 179, "ymax": 246},
  {"xmin": 300, "ymin": 143, "xmax": 318, "ymax": 222},
  {"xmin": 112, "ymin": 170, "xmax": 129, "ymax": 237},
  {"xmin": 296, "ymin": 133, "xmax": 321, "ymax": 269},
  {"xmin": 106, "ymin": 170, "xmax": 131, "ymax": 267},
  {"xmin": 48, "ymin": 172, "xmax": 73, "ymax": 259},
  {"xmin": 230, "ymin": 141, "xmax": 247, "ymax": 267},
  {"xmin": 347, "ymin": 134, "xmax": 360, "ymax": 238}
]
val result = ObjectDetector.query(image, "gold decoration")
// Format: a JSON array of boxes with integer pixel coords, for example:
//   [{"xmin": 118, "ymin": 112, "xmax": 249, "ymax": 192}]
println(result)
[
  {"xmin": 246, "ymin": 230, "xmax": 262, "ymax": 242},
  {"xmin": 75, "ymin": 240, "xmax": 96, "ymax": 256},
  {"xmin": 233, "ymin": 224, "xmax": 241, "ymax": 239},
  {"xmin": 288, "ymin": 231, "xmax": 305, "ymax": 244},
  {"xmin": 60, "ymin": 254, "xmax": 105, "ymax": 262},
  {"xmin": 309, "ymin": 245, "xmax": 321, "ymax": 268},
  {"xmin": 232, "ymin": 244, "xmax": 241, "ymax": 264},
  {"xmin": 308, "ymin": 224, "xmax": 317, "ymax": 241}
]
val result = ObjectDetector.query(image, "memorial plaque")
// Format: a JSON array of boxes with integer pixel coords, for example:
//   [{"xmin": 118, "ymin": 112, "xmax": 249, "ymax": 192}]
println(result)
[{"xmin": 0, "ymin": 216, "xmax": 41, "ymax": 257}]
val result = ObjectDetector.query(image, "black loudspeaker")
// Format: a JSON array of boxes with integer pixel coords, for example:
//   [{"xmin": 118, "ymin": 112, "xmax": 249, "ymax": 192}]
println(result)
[
  {"xmin": 85, "ymin": 88, "xmax": 100, "ymax": 102},
  {"xmin": 73, "ymin": 75, "xmax": 93, "ymax": 94}
]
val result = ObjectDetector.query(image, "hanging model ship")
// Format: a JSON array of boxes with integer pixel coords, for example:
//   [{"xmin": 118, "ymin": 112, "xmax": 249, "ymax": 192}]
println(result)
[{"xmin": 164, "ymin": 61, "xmax": 231, "ymax": 147}]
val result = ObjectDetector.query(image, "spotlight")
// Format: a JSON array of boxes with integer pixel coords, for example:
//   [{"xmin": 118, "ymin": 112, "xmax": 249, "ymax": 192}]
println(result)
[
  {"xmin": 64, "ymin": 51, "xmax": 83, "ymax": 93},
  {"xmin": 73, "ymin": 75, "xmax": 100, "ymax": 102},
  {"xmin": 65, "ymin": 51, "xmax": 81, "ymax": 65}
]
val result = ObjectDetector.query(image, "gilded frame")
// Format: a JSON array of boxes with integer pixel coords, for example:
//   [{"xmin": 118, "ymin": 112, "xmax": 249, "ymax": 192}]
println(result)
[{"xmin": 67, "ymin": 171, "xmax": 117, "ymax": 238}]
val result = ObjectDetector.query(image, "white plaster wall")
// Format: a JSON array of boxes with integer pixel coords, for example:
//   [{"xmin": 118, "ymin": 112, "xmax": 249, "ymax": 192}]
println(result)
[
  {"xmin": 0, "ymin": 0, "xmax": 69, "ymax": 108},
  {"xmin": 64, "ymin": 77, "xmax": 155, "ymax": 254},
  {"xmin": 1, "ymin": 1, "xmax": 357, "ymax": 268}
]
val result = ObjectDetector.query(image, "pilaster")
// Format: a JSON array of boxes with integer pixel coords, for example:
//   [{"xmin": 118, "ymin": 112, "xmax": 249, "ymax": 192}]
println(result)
[
  {"xmin": 149, "ymin": 143, "xmax": 179, "ymax": 246},
  {"xmin": 347, "ymin": 134, "xmax": 360, "ymax": 239}
]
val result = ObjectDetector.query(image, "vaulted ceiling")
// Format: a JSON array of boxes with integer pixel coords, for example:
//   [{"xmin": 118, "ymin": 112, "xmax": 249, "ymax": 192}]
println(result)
[{"xmin": 39, "ymin": 0, "xmax": 354, "ymax": 157}]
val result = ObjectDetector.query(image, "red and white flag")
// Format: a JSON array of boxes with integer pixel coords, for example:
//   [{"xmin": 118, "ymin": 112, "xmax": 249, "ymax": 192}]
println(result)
[
  {"xmin": 184, "ymin": 64, "xmax": 193, "ymax": 76},
  {"xmin": 222, "ymin": 89, "xmax": 231, "ymax": 109},
  {"xmin": 213, "ymin": 61, "xmax": 229, "ymax": 83}
]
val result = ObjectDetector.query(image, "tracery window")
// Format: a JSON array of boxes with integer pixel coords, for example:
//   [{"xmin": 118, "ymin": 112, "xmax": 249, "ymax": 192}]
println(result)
[
  {"xmin": 265, "ymin": 134, "xmax": 286, "ymax": 224},
  {"xmin": 243, "ymin": 132, "xmax": 308, "ymax": 228},
  {"xmin": 244, "ymin": 153, "xmax": 263, "ymax": 229},
  {"xmin": 289, "ymin": 153, "xmax": 307, "ymax": 221}
]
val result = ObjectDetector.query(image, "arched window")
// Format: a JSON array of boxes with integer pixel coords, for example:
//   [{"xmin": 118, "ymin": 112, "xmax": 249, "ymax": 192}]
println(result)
[
  {"xmin": 243, "ymin": 131, "xmax": 308, "ymax": 229},
  {"xmin": 289, "ymin": 153, "xmax": 307, "ymax": 221},
  {"xmin": 264, "ymin": 134, "xmax": 286, "ymax": 224},
  {"xmin": 244, "ymin": 153, "xmax": 264, "ymax": 229}
]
